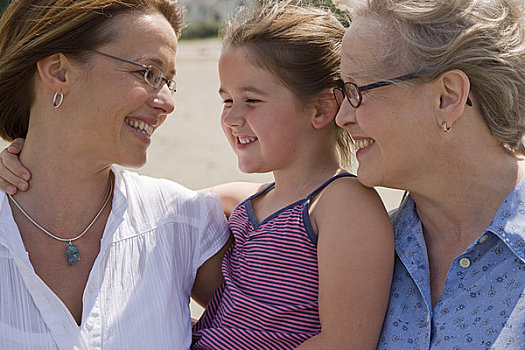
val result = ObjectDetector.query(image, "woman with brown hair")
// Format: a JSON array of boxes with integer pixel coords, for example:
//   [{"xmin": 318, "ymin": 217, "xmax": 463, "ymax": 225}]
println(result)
[{"xmin": 0, "ymin": 1, "xmax": 229, "ymax": 348}]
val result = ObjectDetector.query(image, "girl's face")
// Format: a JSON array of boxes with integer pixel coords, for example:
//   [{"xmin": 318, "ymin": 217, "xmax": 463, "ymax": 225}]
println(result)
[
  {"xmin": 335, "ymin": 17, "xmax": 434, "ymax": 189},
  {"xmin": 218, "ymin": 46, "xmax": 314, "ymax": 174},
  {"xmin": 66, "ymin": 11, "xmax": 176, "ymax": 168}
]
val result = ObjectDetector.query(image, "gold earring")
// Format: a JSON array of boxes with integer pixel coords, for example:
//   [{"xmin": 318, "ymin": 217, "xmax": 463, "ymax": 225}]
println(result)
[{"xmin": 441, "ymin": 122, "xmax": 451, "ymax": 133}]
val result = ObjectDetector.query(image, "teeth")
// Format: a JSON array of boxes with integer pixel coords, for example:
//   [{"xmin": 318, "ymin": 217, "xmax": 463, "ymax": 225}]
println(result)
[
  {"xmin": 125, "ymin": 118, "xmax": 153, "ymax": 136},
  {"xmin": 238, "ymin": 137, "xmax": 257, "ymax": 145},
  {"xmin": 355, "ymin": 138, "xmax": 375, "ymax": 151}
]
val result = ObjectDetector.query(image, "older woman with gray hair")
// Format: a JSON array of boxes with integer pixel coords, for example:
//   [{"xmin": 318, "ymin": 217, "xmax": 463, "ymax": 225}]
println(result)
[{"xmin": 333, "ymin": 0, "xmax": 525, "ymax": 348}]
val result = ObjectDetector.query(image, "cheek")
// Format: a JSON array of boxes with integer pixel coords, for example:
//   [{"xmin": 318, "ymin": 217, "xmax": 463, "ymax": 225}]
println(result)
[{"xmin": 157, "ymin": 115, "xmax": 168, "ymax": 128}]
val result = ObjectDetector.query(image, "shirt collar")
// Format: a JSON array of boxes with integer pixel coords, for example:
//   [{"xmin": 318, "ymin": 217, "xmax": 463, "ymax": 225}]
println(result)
[
  {"xmin": 0, "ymin": 194, "xmax": 31, "ymax": 262},
  {"xmin": 485, "ymin": 177, "xmax": 525, "ymax": 262},
  {"xmin": 391, "ymin": 178, "xmax": 525, "ymax": 263},
  {"xmin": 390, "ymin": 196, "xmax": 421, "ymax": 251}
]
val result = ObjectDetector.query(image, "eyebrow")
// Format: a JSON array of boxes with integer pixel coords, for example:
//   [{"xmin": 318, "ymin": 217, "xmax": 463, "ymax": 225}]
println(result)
[
  {"xmin": 218, "ymin": 86, "xmax": 267, "ymax": 95},
  {"xmin": 135, "ymin": 55, "xmax": 176, "ymax": 76}
]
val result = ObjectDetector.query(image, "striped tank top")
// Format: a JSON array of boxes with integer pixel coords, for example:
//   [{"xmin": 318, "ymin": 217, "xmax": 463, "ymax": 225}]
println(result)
[{"xmin": 192, "ymin": 173, "xmax": 355, "ymax": 349}]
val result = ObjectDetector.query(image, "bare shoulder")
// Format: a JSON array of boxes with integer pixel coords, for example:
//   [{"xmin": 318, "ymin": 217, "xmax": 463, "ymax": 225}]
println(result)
[
  {"xmin": 312, "ymin": 175, "xmax": 393, "ymax": 241},
  {"xmin": 199, "ymin": 182, "xmax": 268, "ymax": 218},
  {"xmin": 312, "ymin": 176, "xmax": 394, "ymax": 348},
  {"xmin": 315, "ymin": 175, "xmax": 388, "ymax": 216}
]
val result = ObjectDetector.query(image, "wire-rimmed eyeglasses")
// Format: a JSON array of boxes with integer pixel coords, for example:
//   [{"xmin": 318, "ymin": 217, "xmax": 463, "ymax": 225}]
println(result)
[
  {"xmin": 88, "ymin": 49, "xmax": 176, "ymax": 94},
  {"xmin": 333, "ymin": 73, "xmax": 472, "ymax": 108}
]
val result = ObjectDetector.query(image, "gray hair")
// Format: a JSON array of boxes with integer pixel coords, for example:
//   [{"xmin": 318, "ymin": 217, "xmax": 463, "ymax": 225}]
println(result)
[{"xmin": 339, "ymin": 0, "xmax": 525, "ymax": 154}]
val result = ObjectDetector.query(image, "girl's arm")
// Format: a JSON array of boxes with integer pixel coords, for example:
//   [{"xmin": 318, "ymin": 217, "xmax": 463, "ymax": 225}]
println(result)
[
  {"xmin": 191, "ymin": 234, "xmax": 233, "ymax": 307},
  {"xmin": 0, "ymin": 138, "xmax": 30, "ymax": 194},
  {"xmin": 199, "ymin": 182, "xmax": 266, "ymax": 219},
  {"xmin": 296, "ymin": 177, "xmax": 394, "ymax": 349}
]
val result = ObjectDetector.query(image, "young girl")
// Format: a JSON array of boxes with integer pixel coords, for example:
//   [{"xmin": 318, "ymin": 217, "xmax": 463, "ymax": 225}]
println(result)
[
  {"xmin": 0, "ymin": 2, "xmax": 394, "ymax": 349},
  {"xmin": 192, "ymin": 2, "xmax": 394, "ymax": 349}
]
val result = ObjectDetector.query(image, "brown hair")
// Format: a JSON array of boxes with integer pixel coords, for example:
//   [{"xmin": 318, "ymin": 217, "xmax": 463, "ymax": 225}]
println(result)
[
  {"xmin": 341, "ymin": 0, "xmax": 525, "ymax": 154},
  {"xmin": 0, "ymin": 0, "xmax": 184, "ymax": 141},
  {"xmin": 222, "ymin": 0, "xmax": 354, "ymax": 168}
]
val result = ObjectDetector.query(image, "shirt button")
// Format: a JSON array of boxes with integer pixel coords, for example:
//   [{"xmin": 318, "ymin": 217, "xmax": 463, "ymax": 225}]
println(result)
[
  {"xmin": 88, "ymin": 283, "xmax": 96, "ymax": 293},
  {"xmin": 459, "ymin": 257, "xmax": 471, "ymax": 268},
  {"xmin": 479, "ymin": 234, "xmax": 488, "ymax": 244}
]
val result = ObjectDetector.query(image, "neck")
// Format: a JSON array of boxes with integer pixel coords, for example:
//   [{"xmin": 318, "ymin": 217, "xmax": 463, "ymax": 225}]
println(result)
[
  {"xmin": 271, "ymin": 151, "xmax": 342, "ymax": 200},
  {"xmin": 411, "ymin": 148, "xmax": 524, "ymax": 245},
  {"xmin": 11, "ymin": 131, "xmax": 113, "ymax": 235}
]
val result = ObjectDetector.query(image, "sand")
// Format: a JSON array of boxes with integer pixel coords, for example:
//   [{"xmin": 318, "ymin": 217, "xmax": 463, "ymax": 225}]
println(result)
[{"xmin": 0, "ymin": 38, "xmax": 404, "ymax": 317}]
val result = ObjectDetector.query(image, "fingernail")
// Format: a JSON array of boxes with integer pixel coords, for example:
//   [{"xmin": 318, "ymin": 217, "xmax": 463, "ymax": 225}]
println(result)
[
  {"xmin": 22, "ymin": 173, "xmax": 30, "ymax": 181},
  {"xmin": 7, "ymin": 185, "xmax": 16, "ymax": 195},
  {"xmin": 18, "ymin": 182, "xmax": 28, "ymax": 191}
]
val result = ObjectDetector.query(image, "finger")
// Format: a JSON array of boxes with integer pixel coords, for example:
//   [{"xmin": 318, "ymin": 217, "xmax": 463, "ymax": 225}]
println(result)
[
  {"xmin": 0, "ymin": 148, "xmax": 31, "ymax": 182},
  {"xmin": 0, "ymin": 178, "xmax": 19, "ymax": 195},
  {"xmin": 7, "ymin": 138, "xmax": 24, "ymax": 155},
  {"xmin": 0, "ymin": 163, "xmax": 29, "ymax": 191}
]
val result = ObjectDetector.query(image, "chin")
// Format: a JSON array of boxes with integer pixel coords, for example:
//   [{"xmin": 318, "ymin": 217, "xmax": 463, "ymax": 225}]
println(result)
[
  {"xmin": 237, "ymin": 161, "xmax": 264, "ymax": 174},
  {"xmin": 356, "ymin": 167, "xmax": 382, "ymax": 188},
  {"xmin": 118, "ymin": 154, "xmax": 148, "ymax": 169}
]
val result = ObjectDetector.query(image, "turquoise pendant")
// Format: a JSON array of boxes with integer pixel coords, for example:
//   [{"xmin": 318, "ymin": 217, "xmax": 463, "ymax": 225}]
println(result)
[{"xmin": 65, "ymin": 243, "xmax": 80, "ymax": 266}]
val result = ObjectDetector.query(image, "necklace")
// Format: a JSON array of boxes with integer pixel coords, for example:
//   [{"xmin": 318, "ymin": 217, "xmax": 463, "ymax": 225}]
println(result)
[{"xmin": 8, "ymin": 179, "xmax": 113, "ymax": 266}]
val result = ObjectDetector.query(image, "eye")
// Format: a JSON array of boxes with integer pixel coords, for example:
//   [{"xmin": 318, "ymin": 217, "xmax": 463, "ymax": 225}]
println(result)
[
  {"xmin": 145, "ymin": 68, "xmax": 163, "ymax": 86},
  {"xmin": 135, "ymin": 70, "xmax": 148, "ymax": 78},
  {"xmin": 222, "ymin": 98, "xmax": 233, "ymax": 105},
  {"xmin": 245, "ymin": 99, "xmax": 261, "ymax": 104}
]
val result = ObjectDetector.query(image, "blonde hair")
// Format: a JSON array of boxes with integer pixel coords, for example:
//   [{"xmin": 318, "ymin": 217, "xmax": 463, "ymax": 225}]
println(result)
[
  {"xmin": 0, "ymin": 0, "xmax": 184, "ymax": 142},
  {"xmin": 222, "ymin": 0, "xmax": 354, "ymax": 168},
  {"xmin": 340, "ymin": 0, "xmax": 525, "ymax": 154}
]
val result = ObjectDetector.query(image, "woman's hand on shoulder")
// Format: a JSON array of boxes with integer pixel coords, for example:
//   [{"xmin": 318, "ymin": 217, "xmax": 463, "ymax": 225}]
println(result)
[
  {"xmin": 298, "ymin": 176, "xmax": 394, "ymax": 349},
  {"xmin": 0, "ymin": 138, "xmax": 30, "ymax": 195},
  {"xmin": 199, "ymin": 182, "xmax": 266, "ymax": 219}
]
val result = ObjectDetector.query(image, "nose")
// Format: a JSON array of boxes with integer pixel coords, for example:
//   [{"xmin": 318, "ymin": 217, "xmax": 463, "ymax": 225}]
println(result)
[
  {"xmin": 335, "ymin": 100, "xmax": 356, "ymax": 130},
  {"xmin": 221, "ymin": 106, "xmax": 244, "ymax": 128},
  {"xmin": 149, "ymin": 85, "xmax": 175, "ymax": 115}
]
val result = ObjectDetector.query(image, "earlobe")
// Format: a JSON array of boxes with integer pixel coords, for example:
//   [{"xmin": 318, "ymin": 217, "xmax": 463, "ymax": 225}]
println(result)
[
  {"xmin": 435, "ymin": 69, "xmax": 470, "ymax": 129},
  {"xmin": 312, "ymin": 89, "xmax": 338, "ymax": 129},
  {"xmin": 36, "ymin": 53, "xmax": 70, "ymax": 95}
]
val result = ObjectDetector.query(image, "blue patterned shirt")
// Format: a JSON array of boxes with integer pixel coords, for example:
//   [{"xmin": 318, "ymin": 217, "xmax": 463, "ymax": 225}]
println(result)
[{"xmin": 378, "ymin": 181, "xmax": 525, "ymax": 349}]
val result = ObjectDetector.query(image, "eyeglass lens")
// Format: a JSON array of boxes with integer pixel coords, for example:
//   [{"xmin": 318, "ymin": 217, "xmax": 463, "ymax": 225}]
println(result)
[
  {"xmin": 144, "ymin": 67, "xmax": 176, "ymax": 93},
  {"xmin": 333, "ymin": 84, "xmax": 361, "ymax": 108}
]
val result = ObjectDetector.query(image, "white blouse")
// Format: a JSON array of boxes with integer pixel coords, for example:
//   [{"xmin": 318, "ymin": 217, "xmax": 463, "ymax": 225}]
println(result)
[{"xmin": 0, "ymin": 168, "xmax": 229, "ymax": 350}]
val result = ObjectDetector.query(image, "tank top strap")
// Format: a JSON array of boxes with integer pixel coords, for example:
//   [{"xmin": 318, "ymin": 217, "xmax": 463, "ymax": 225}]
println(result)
[
  {"xmin": 306, "ymin": 172, "xmax": 356, "ymax": 201},
  {"xmin": 302, "ymin": 172, "xmax": 356, "ymax": 246},
  {"xmin": 254, "ymin": 182, "xmax": 275, "ymax": 198}
]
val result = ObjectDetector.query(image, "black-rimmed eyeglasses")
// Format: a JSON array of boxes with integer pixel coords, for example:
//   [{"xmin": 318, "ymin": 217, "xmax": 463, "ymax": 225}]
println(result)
[
  {"xmin": 333, "ymin": 73, "xmax": 472, "ymax": 108},
  {"xmin": 88, "ymin": 49, "xmax": 176, "ymax": 94}
]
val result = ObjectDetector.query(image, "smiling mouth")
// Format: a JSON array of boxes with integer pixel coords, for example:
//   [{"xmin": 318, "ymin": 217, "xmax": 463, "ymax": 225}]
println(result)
[
  {"xmin": 125, "ymin": 118, "xmax": 154, "ymax": 137},
  {"xmin": 238, "ymin": 136, "xmax": 257, "ymax": 145},
  {"xmin": 355, "ymin": 138, "xmax": 375, "ymax": 151}
]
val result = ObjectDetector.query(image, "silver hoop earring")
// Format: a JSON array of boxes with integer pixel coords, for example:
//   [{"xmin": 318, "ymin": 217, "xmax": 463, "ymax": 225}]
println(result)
[
  {"xmin": 441, "ymin": 122, "xmax": 451, "ymax": 133},
  {"xmin": 52, "ymin": 91, "xmax": 64, "ymax": 108}
]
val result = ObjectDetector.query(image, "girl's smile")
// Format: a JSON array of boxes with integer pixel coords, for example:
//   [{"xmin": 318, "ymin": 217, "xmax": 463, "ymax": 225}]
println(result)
[{"xmin": 218, "ymin": 46, "xmax": 314, "ymax": 174}]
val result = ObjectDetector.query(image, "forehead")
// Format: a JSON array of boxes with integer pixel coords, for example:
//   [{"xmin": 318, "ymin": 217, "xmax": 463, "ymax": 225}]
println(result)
[
  {"xmin": 102, "ymin": 11, "xmax": 178, "ymax": 69},
  {"xmin": 341, "ymin": 16, "xmax": 391, "ymax": 81},
  {"xmin": 219, "ymin": 46, "xmax": 282, "ymax": 86}
]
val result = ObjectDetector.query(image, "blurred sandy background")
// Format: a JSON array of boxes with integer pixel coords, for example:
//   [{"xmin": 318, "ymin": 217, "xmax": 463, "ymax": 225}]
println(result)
[{"xmin": 0, "ymin": 38, "xmax": 404, "ymax": 318}]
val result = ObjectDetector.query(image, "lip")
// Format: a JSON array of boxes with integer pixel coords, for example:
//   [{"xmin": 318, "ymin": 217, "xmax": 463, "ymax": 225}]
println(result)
[
  {"xmin": 125, "ymin": 116, "xmax": 161, "ymax": 143},
  {"xmin": 231, "ymin": 132, "xmax": 258, "ymax": 149},
  {"xmin": 352, "ymin": 136, "xmax": 375, "ymax": 158}
]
